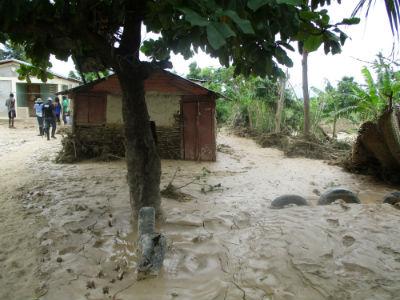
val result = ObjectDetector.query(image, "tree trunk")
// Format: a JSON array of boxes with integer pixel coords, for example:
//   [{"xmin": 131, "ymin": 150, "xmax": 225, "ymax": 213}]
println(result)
[
  {"xmin": 332, "ymin": 115, "xmax": 337, "ymax": 138},
  {"xmin": 275, "ymin": 70, "xmax": 287, "ymax": 133},
  {"xmin": 302, "ymin": 51, "xmax": 310, "ymax": 136},
  {"xmin": 113, "ymin": 9, "xmax": 161, "ymax": 218}
]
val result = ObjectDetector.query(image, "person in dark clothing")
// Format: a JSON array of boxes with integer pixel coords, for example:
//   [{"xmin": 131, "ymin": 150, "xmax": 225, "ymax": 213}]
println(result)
[
  {"xmin": 42, "ymin": 97, "xmax": 57, "ymax": 140},
  {"xmin": 5, "ymin": 93, "xmax": 16, "ymax": 128},
  {"xmin": 53, "ymin": 97, "xmax": 62, "ymax": 124}
]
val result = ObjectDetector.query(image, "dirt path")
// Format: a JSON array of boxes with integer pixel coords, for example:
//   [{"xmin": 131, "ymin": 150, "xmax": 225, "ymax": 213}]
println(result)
[{"xmin": 1, "ymin": 121, "xmax": 400, "ymax": 300}]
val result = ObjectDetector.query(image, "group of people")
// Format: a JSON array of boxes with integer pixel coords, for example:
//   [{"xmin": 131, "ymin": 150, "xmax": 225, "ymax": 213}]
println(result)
[{"xmin": 33, "ymin": 95, "xmax": 70, "ymax": 140}]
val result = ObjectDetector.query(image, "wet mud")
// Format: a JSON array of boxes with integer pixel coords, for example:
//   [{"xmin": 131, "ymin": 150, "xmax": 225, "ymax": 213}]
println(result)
[{"xmin": 1, "ymin": 120, "xmax": 400, "ymax": 300}]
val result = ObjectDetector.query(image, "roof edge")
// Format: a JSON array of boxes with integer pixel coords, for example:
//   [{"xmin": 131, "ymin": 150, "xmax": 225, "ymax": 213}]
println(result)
[{"xmin": 0, "ymin": 59, "xmax": 82, "ymax": 83}]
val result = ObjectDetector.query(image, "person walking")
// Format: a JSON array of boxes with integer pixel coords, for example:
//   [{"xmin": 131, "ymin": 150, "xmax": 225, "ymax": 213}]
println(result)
[
  {"xmin": 53, "ymin": 97, "xmax": 62, "ymax": 124},
  {"xmin": 62, "ymin": 95, "xmax": 70, "ymax": 125},
  {"xmin": 43, "ymin": 97, "xmax": 57, "ymax": 140},
  {"xmin": 5, "ymin": 93, "xmax": 16, "ymax": 128},
  {"xmin": 33, "ymin": 97, "xmax": 44, "ymax": 136}
]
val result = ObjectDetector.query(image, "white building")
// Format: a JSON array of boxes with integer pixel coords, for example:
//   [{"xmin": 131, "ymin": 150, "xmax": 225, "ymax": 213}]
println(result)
[{"xmin": 0, "ymin": 59, "xmax": 80, "ymax": 118}]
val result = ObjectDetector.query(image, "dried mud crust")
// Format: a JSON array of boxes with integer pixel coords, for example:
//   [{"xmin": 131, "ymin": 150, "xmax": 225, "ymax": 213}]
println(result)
[{"xmin": 2, "ymin": 121, "xmax": 400, "ymax": 300}]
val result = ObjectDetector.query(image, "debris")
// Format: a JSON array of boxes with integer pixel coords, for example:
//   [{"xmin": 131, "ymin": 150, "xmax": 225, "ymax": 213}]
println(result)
[
  {"xmin": 97, "ymin": 271, "xmax": 104, "ymax": 278},
  {"xmin": 161, "ymin": 183, "xmax": 193, "ymax": 202},
  {"xmin": 102, "ymin": 286, "xmax": 109, "ymax": 294},
  {"xmin": 117, "ymin": 271, "xmax": 124, "ymax": 281},
  {"xmin": 312, "ymin": 189, "xmax": 321, "ymax": 196},
  {"xmin": 56, "ymin": 257, "xmax": 63, "ymax": 263},
  {"xmin": 200, "ymin": 183, "xmax": 223, "ymax": 194},
  {"xmin": 86, "ymin": 281, "xmax": 96, "ymax": 289}
]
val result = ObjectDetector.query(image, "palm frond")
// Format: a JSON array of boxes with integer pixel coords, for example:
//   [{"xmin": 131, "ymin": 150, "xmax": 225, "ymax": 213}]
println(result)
[{"xmin": 353, "ymin": 0, "xmax": 400, "ymax": 35}]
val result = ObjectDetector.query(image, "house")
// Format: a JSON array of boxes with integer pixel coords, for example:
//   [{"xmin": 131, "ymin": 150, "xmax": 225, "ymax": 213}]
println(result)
[
  {"xmin": 0, "ymin": 59, "xmax": 80, "ymax": 118},
  {"xmin": 58, "ymin": 69, "xmax": 220, "ymax": 161}
]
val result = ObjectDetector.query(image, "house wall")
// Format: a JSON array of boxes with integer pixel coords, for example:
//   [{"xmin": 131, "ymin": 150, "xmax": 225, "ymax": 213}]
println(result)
[
  {"xmin": 146, "ymin": 93, "xmax": 181, "ymax": 127},
  {"xmin": 0, "ymin": 80, "xmax": 12, "ymax": 118},
  {"xmin": 106, "ymin": 92, "xmax": 180, "ymax": 126},
  {"xmin": 106, "ymin": 94, "xmax": 123, "ymax": 124},
  {"xmin": 72, "ymin": 92, "xmax": 183, "ymax": 160},
  {"xmin": 0, "ymin": 62, "xmax": 80, "ymax": 118},
  {"xmin": 0, "ymin": 64, "xmax": 17, "ymax": 77}
]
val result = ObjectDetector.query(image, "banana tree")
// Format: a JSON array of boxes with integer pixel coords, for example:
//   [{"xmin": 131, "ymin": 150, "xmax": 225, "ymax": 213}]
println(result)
[{"xmin": 351, "ymin": 62, "xmax": 400, "ymax": 121}]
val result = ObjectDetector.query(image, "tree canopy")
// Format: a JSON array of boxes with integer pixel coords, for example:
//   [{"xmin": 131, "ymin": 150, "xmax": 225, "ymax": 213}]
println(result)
[{"xmin": 0, "ymin": 0, "xmax": 356, "ymax": 79}]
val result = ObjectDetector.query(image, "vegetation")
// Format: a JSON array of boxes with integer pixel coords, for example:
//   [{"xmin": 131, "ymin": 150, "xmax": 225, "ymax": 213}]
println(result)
[
  {"xmin": 0, "ymin": 41, "xmax": 28, "ymax": 61},
  {"xmin": 68, "ymin": 70, "xmax": 110, "ymax": 84},
  {"xmin": 188, "ymin": 62, "xmax": 302, "ymax": 134},
  {"xmin": 189, "ymin": 53, "xmax": 400, "ymax": 138}
]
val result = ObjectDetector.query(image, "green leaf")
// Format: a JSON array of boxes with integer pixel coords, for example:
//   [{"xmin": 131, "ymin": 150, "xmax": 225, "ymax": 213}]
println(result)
[
  {"xmin": 214, "ymin": 22, "xmax": 236, "ymax": 38},
  {"xmin": 299, "ymin": 11, "xmax": 319, "ymax": 21},
  {"xmin": 179, "ymin": 8, "xmax": 209, "ymax": 26},
  {"xmin": 276, "ymin": 0, "xmax": 302, "ymax": 5},
  {"xmin": 321, "ymin": 13, "xmax": 330, "ymax": 25},
  {"xmin": 303, "ymin": 35, "xmax": 323, "ymax": 52},
  {"xmin": 277, "ymin": 41, "xmax": 295, "ymax": 51},
  {"xmin": 338, "ymin": 17, "xmax": 361, "ymax": 25},
  {"xmin": 223, "ymin": 10, "xmax": 255, "ymax": 34},
  {"xmin": 206, "ymin": 24, "xmax": 226, "ymax": 50},
  {"xmin": 247, "ymin": 0, "xmax": 270, "ymax": 11},
  {"xmin": 339, "ymin": 32, "xmax": 347, "ymax": 46}
]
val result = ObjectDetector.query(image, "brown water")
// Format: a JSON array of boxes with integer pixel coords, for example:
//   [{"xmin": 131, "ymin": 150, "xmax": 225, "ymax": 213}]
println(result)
[{"xmin": 0, "ymin": 120, "xmax": 399, "ymax": 300}]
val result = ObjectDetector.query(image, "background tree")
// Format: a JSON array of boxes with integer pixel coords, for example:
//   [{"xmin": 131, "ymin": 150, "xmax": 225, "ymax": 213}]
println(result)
[
  {"xmin": 188, "ymin": 64, "xmax": 305, "ymax": 134},
  {"xmin": 297, "ymin": 2, "xmax": 360, "ymax": 136},
  {"xmin": 0, "ymin": 41, "xmax": 28, "ymax": 61}
]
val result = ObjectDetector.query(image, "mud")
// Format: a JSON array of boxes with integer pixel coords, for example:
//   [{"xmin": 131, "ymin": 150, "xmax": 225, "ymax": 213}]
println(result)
[{"xmin": 1, "ymin": 120, "xmax": 400, "ymax": 300}]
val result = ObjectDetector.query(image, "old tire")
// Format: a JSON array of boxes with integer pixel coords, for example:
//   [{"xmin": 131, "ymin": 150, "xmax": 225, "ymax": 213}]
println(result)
[
  {"xmin": 271, "ymin": 195, "xmax": 308, "ymax": 209},
  {"xmin": 318, "ymin": 188, "xmax": 360, "ymax": 205},
  {"xmin": 383, "ymin": 191, "xmax": 400, "ymax": 206}
]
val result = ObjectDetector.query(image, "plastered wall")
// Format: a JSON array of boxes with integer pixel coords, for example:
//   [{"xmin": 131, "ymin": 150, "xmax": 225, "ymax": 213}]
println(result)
[{"xmin": 106, "ymin": 92, "xmax": 181, "ymax": 126}]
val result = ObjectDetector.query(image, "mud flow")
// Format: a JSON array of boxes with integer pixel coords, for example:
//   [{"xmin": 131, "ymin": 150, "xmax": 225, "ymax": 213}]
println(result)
[{"xmin": 0, "ymin": 120, "xmax": 399, "ymax": 300}]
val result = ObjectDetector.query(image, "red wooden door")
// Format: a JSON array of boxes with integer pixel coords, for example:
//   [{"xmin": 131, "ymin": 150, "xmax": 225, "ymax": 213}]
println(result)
[
  {"xmin": 198, "ymin": 101, "xmax": 215, "ymax": 161},
  {"xmin": 182, "ymin": 99, "xmax": 216, "ymax": 161},
  {"xmin": 75, "ymin": 93, "xmax": 106, "ymax": 125},
  {"xmin": 182, "ymin": 101, "xmax": 197, "ymax": 160}
]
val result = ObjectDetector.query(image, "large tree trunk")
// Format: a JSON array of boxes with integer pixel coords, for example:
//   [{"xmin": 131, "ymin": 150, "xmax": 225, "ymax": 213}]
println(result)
[
  {"xmin": 113, "ymin": 8, "xmax": 161, "ymax": 218},
  {"xmin": 302, "ymin": 51, "xmax": 310, "ymax": 136}
]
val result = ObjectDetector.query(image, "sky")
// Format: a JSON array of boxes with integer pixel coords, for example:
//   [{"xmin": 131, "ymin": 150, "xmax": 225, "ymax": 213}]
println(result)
[{"xmin": 50, "ymin": 1, "xmax": 397, "ymax": 97}]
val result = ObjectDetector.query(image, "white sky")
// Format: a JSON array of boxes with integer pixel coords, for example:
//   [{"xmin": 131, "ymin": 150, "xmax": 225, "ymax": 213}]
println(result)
[{"xmin": 50, "ymin": 1, "xmax": 397, "ymax": 97}]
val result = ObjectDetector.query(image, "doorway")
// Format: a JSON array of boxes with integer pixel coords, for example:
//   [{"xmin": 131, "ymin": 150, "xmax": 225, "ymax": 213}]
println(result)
[{"xmin": 182, "ymin": 98, "xmax": 216, "ymax": 161}]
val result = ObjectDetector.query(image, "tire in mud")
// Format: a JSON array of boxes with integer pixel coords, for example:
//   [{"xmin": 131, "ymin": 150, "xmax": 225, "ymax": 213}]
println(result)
[
  {"xmin": 318, "ymin": 188, "xmax": 360, "ymax": 205},
  {"xmin": 383, "ymin": 191, "xmax": 400, "ymax": 206},
  {"xmin": 271, "ymin": 194, "xmax": 308, "ymax": 209}
]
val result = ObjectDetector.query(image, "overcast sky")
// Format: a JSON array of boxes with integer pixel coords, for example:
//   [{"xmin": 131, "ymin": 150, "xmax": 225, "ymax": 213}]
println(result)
[{"xmin": 50, "ymin": 1, "xmax": 397, "ymax": 97}]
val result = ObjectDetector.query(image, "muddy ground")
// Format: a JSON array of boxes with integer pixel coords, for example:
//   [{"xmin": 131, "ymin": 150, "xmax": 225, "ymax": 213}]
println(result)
[{"xmin": 1, "ymin": 119, "xmax": 400, "ymax": 300}]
